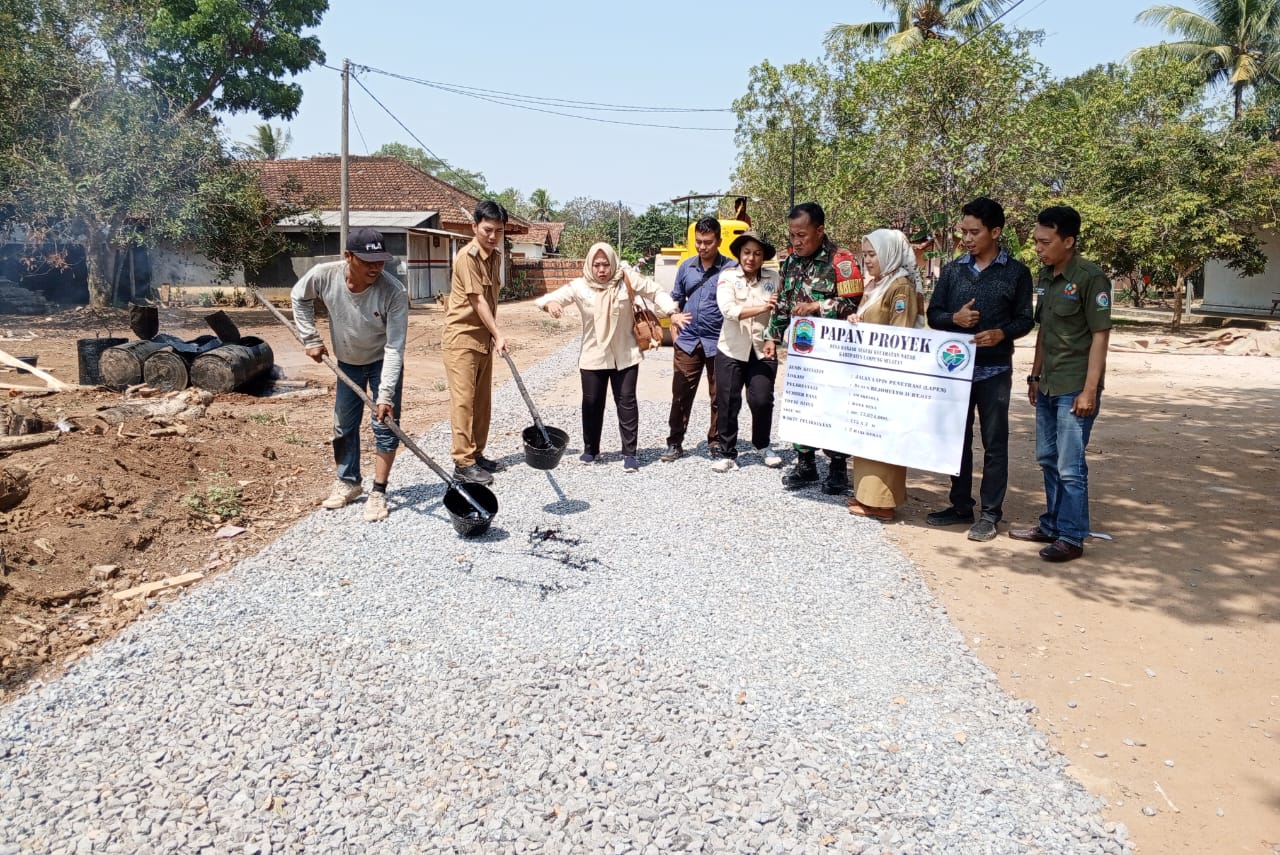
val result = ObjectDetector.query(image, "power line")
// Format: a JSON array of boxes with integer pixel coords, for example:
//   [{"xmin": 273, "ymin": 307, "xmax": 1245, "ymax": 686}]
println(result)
[
  {"xmin": 356, "ymin": 64, "xmax": 732, "ymax": 114},
  {"xmin": 348, "ymin": 100, "xmax": 369, "ymax": 154},
  {"xmin": 348, "ymin": 72, "xmax": 490, "ymax": 196},
  {"xmin": 946, "ymin": 0, "xmax": 1035, "ymax": 57}
]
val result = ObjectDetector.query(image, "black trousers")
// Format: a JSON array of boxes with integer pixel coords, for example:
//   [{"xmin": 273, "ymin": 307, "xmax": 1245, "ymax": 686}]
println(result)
[
  {"xmin": 580, "ymin": 364, "xmax": 639, "ymax": 456},
  {"xmin": 949, "ymin": 370, "xmax": 1013, "ymax": 522},
  {"xmin": 714, "ymin": 350, "xmax": 777, "ymax": 458},
  {"xmin": 667, "ymin": 343, "xmax": 718, "ymax": 447}
]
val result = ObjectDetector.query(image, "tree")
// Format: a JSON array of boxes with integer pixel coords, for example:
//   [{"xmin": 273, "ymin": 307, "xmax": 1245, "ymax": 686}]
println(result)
[
  {"xmin": 370, "ymin": 142, "xmax": 488, "ymax": 194},
  {"xmin": 1132, "ymin": 0, "xmax": 1280, "ymax": 118},
  {"xmin": 626, "ymin": 204, "xmax": 687, "ymax": 258},
  {"xmin": 1040, "ymin": 55, "xmax": 1280, "ymax": 327},
  {"xmin": 242, "ymin": 123, "xmax": 291, "ymax": 159},
  {"xmin": 0, "ymin": 0, "xmax": 329, "ymax": 305},
  {"xmin": 528, "ymin": 188, "xmax": 556, "ymax": 221},
  {"xmin": 825, "ymin": 0, "xmax": 1010, "ymax": 53},
  {"xmin": 135, "ymin": 0, "xmax": 328, "ymax": 120}
]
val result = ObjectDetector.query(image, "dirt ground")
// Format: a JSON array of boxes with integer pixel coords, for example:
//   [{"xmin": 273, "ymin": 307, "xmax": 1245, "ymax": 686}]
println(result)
[
  {"xmin": 0, "ymin": 301, "xmax": 579, "ymax": 699},
  {"xmin": 1, "ymin": 303, "xmax": 1276, "ymax": 853}
]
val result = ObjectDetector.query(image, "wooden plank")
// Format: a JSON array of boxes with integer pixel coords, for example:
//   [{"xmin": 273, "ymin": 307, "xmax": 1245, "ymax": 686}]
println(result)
[
  {"xmin": 111, "ymin": 572, "xmax": 204, "ymax": 602},
  {"xmin": 0, "ymin": 433, "xmax": 56, "ymax": 453},
  {"xmin": 0, "ymin": 348, "xmax": 71, "ymax": 391}
]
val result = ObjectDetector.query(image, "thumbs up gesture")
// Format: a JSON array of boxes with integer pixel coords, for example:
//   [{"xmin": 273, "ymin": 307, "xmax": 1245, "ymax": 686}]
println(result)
[{"xmin": 953, "ymin": 298, "xmax": 980, "ymax": 329}]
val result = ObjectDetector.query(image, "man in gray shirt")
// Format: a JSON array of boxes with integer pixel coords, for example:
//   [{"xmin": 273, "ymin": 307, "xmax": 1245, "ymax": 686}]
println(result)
[{"xmin": 291, "ymin": 228, "xmax": 409, "ymax": 521}]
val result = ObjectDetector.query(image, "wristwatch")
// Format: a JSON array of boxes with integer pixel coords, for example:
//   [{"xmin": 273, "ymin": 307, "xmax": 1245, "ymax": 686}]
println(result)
[{"xmin": 1026, "ymin": 374, "xmax": 1041, "ymax": 383}]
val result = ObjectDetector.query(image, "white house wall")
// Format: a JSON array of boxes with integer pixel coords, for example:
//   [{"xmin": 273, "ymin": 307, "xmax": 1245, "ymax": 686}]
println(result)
[
  {"xmin": 150, "ymin": 243, "xmax": 245, "ymax": 288},
  {"xmin": 1203, "ymin": 232, "xmax": 1280, "ymax": 315}
]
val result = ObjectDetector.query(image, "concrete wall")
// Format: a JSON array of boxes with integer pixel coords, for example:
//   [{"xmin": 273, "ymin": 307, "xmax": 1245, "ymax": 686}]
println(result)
[
  {"xmin": 151, "ymin": 242, "xmax": 244, "ymax": 288},
  {"xmin": 1203, "ymin": 232, "xmax": 1280, "ymax": 315}
]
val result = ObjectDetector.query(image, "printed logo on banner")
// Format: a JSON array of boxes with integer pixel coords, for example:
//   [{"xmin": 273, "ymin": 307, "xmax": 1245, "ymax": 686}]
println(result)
[
  {"xmin": 937, "ymin": 339, "xmax": 972, "ymax": 373},
  {"xmin": 793, "ymin": 319, "xmax": 817, "ymax": 354},
  {"xmin": 1096, "ymin": 291, "xmax": 1110, "ymax": 309}
]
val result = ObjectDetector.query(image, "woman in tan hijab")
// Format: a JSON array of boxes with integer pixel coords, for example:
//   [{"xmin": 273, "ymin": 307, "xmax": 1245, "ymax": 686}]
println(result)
[
  {"xmin": 535, "ymin": 243, "xmax": 676, "ymax": 472},
  {"xmin": 848, "ymin": 228, "xmax": 921, "ymax": 521}
]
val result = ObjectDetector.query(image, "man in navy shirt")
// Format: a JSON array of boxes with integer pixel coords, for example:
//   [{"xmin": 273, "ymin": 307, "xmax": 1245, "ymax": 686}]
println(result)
[
  {"xmin": 660, "ymin": 217, "xmax": 737, "ymax": 462},
  {"xmin": 925, "ymin": 197, "xmax": 1034, "ymax": 542}
]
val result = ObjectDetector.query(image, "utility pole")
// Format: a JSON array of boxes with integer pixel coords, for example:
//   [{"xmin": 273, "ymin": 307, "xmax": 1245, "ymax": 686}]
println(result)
[
  {"xmin": 617, "ymin": 200, "xmax": 623, "ymax": 249},
  {"xmin": 340, "ymin": 59, "xmax": 350, "ymax": 255},
  {"xmin": 789, "ymin": 123, "xmax": 797, "ymax": 211}
]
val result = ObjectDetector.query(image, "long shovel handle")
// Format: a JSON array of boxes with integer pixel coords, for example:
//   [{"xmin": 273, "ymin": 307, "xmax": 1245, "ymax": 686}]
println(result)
[
  {"xmin": 253, "ymin": 290, "xmax": 491, "ymax": 519},
  {"xmin": 500, "ymin": 350, "xmax": 552, "ymax": 447}
]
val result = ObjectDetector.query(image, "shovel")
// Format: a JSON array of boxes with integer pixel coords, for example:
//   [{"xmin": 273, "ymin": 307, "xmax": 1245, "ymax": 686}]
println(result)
[
  {"xmin": 253, "ymin": 290, "xmax": 493, "ymax": 523},
  {"xmin": 501, "ymin": 350, "xmax": 552, "ymax": 447},
  {"xmin": 501, "ymin": 351, "xmax": 569, "ymax": 470}
]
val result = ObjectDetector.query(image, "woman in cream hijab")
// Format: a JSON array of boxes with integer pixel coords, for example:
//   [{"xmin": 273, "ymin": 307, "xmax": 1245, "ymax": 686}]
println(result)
[
  {"xmin": 535, "ymin": 243, "xmax": 676, "ymax": 472},
  {"xmin": 848, "ymin": 228, "xmax": 921, "ymax": 521}
]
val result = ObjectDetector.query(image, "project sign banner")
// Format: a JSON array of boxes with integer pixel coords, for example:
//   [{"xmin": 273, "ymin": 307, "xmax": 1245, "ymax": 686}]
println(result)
[{"xmin": 778, "ymin": 318, "xmax": 975, "ymax": 476}]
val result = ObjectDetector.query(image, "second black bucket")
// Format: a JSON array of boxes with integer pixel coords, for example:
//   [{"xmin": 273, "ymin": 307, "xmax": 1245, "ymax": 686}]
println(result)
[
  {"xmin": 443, "ymin": 483, "xmax": 499, "ymax": 537},
  {"xmin": 76, "ymin": 337, "xmax": 128, "ymax": 386},
  {"xmin": 521, "ymin": 425, "xmax": 569, "ymax": 470}
]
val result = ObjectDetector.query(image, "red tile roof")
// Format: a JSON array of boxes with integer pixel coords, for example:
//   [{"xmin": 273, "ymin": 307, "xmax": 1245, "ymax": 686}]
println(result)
[
  {"xmin": 514, "ymin": 221, "xmax": 567, "ymax": 252},
  {"xmin": 247, "ymin": 156, "xmax": 528, "ymax": 234}
]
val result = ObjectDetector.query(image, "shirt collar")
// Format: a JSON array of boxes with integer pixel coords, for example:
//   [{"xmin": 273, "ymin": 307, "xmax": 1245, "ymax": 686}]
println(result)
[
  {"xmin": 471, "ymin": 238, "xmax": 494, "ymax": 261},
  {"xmin": 695, "ymin": 253, "xmax": 730, "ymax": 272},
  {"xmin": 1043, "ymin": 253, "xmax": 1080, "ymax": 282},
  {"xmin": 961, "ymin": 249, "xmax": 1008, "ymax": 267}
]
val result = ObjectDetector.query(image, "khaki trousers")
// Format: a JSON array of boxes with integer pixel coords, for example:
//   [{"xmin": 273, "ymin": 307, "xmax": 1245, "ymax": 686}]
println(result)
[
  {"xmin": 443, "ymin": 346, "xmax": 493, "ymax": 467},
  {"xmin": 854, "ymin": 457, "xmax": 907, "ymax": 509}
]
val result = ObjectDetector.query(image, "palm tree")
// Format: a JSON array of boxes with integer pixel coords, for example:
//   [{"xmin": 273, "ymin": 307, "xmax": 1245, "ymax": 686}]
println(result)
[
  {"xmin": 528, "ymin": 188, "xmax": 556, "ymax": 221},
  {"xmin": 825, "ymin": 0, "xmax": 1008, "ymax": 53},
  {"xmin": 1132, "ymin": 0, "xmax": 1280, "ymax": 118},
  {"xmin": 242, "ymin": 123, "xmax": 292, "ymax": 160}
]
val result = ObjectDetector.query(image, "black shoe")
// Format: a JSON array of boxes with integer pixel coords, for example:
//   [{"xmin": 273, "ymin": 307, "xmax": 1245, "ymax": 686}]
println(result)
[
  {"xmin": 782, "ymin": 455, "xmax": 819, "ymax": 490},
  {"xmin": 927, "ymin": 507, "xmax": 975, "ymax": 527},
  {"xmin": 476, "ymin": 455, "xmax": 506, "ymax": 473},
  {"xmin": 1040, "ymin": 539, "xmax": 1084, "ymax": 562},
  {"xmin": 1010, "ymin": 526, "xmax": 1055, "ymax": 543},
  {"xmin": 659, "ymin": 444, "xmax": 683, "ymax": 463},
  {"xmin": 967, "ymin": 519, "xmax": 998, "ymax": 542},
  {"xmin": 453, "ymin": 464, "xmax": 494, "ymax": 485},
  {"xmin": 821, "ymin": 462, "xmax": 849, "ymax": 496}
]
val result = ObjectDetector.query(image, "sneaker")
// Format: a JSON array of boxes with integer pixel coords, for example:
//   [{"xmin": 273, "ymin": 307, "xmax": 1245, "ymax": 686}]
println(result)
[
  {"xmin": 782, "ymin": 455, "xmax": 819, "ymax": 490},
  {"xmin": 453, "ymin": 463, "xmax": 494, "ymax": 485},
  {"xmin": 364, "ymin": 491, "xmax": 389, "ymax": 522},
  {"xmin": 623, "ymin": 455, "xmax": 639, "ymax": 473},
  {"xmin": 711, "ymin": 457, "xmax": 738, "ymax": 473},
  {"xmin": 321, "ymin": 479, "xmax": 362, "ymax": 509},
  {"xmin": 659, "ymin": 444, "xmax": 683, "ymax": 463},
  {"xmin": 476, "ymin": 455, "xmax": 506, "ymax": 473},
  {"xmin": 967, "ymin": 519, "xmax": 998, "ymax": 542},
  {"xmin": 927, "ymin": 507, "xmax": 975, "ymax": 527},
  {"xmin": 760, "ymin": 448, "xmax": 783, "ymax": 468},
  {"xmin": 578, "ymin": 452, "xmax": 596, "ymax": 465}
]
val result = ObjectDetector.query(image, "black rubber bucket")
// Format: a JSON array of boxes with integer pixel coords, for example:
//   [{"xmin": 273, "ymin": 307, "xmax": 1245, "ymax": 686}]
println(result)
[
  {"xmin": 521, "ymin": 425, "xmax": 569, "ymax": 470},
  {"xmin": 443, "ymin": 483, "xmax": 499, "ymax": 537},
  {"xmin": 75, "ymin": 337, "xmax": 128, "ymax": 386}
]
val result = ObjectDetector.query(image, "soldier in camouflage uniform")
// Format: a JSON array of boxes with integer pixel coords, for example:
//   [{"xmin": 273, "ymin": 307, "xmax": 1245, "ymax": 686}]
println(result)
[{"xmin": 763, "ymin": 202, "xmax": 864, "ymax": 494}]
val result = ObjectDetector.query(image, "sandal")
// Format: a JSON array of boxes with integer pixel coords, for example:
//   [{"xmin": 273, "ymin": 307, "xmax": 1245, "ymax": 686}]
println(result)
[{"xmin": 848, "ymin": 499, "xmax": 895, "ymax": 521}]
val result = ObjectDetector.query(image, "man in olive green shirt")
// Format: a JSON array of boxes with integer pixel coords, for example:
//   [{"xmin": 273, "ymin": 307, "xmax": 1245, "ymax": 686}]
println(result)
[{"xmin": 1010, "ymin": 206, "xmax": 1111, "ymax": 563}]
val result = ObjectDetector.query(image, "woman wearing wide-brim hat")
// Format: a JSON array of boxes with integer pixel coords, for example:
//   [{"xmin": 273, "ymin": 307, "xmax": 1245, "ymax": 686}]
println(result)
[{"xmin": 710, "ymin": 229, "xmax": 784, "ymax": 472}]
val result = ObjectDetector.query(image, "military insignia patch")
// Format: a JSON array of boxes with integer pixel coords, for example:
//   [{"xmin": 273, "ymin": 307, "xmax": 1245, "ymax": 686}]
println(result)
[
  {"xmin": 1096, "ymin": 292, "xmax": 1110, "ymax": 309},
  {"xmin": 836, "ymin": 259, "xmax": 854, "ymax": 279},
  {"xmin": 894, "ymin": 297, "xmax": 907, "ymax": 313}
]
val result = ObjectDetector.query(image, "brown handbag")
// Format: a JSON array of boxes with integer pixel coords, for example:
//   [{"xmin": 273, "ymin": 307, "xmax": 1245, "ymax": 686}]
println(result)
[{"xmin": 623, "ymin": 275, "xmax": 663, "ymax": 354}]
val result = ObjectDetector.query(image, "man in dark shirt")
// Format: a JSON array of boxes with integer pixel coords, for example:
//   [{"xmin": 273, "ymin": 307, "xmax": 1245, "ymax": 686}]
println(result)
[
  {"xmin": 926, "ymin": 197, "xmax": 1034, "ymax": 541},
  {"xmin": 660, "ymin": 217, "xmax": 737, "ymax": 462}
]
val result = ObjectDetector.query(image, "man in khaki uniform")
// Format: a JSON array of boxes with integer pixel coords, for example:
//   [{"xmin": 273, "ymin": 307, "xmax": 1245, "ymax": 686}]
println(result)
[{"xmin": 444, "ymin": 200, "xmax": 509, "ymax": 485}]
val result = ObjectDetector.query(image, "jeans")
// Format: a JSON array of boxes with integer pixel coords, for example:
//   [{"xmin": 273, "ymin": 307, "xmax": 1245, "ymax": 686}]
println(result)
[
  {"xmin": 714, "ymin": 350, "xmax": 777, "ymax": 457},
  {"xmin": 333, "ymin": 359, "xmax": 403, "ymax": 485},
  {"xmin": 949, "ymin": 371, "xmax": 1012, "ymax": 522},
  {"xmin": 1035, "ymin": 389, "xmax": 1100, "ymax": 547},
  {"xmin": 580, "ymin": 364, "xmax": 639, "ymax": 456}
]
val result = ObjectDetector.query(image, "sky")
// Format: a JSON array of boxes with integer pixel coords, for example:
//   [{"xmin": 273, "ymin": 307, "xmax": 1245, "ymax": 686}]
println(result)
[{"xmin": 219, "ymin": 0, "xmax": 1164, "ymax": 212}]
